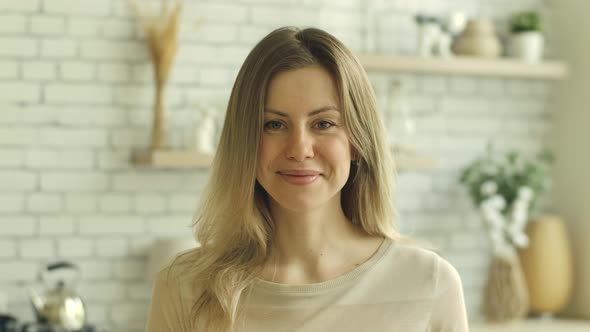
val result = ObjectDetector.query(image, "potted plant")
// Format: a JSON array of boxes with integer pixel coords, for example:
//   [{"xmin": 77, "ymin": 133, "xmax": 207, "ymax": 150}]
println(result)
[
  {"xmin": 459, "ymin": 143, "xmax": 554, "ymax": 322},
  {"xmin": 459, "ymin": 144, "xmax": 554, "ymax": 257},
  {"xmin": 509, "ymin": 11, "xmax": 544, "ymax": 62}
]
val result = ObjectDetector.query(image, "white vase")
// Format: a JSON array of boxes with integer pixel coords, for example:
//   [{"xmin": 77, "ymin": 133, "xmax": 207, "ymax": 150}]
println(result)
[
  {"xmin": 510, "ymin": 31, "xmax": 544, "ymax": 63},
  {"xmin": 417, "ymin": 22, "xmax": 441, "ymax": 57}
]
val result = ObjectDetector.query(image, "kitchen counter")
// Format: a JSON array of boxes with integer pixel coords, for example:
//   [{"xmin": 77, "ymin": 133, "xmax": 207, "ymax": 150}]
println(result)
[{"xmin": 470, "ymin": 318, "xmax": 590, "ymax": 332}]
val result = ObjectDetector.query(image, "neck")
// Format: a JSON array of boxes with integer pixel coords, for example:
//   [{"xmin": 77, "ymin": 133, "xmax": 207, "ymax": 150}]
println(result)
[
  {"xmin": 272, "ymin": 204, "xmax": 358, "ymax": 261},
  {"xmin": 262, "ymin": 196, "xmax": 382, "ymax": 284}
]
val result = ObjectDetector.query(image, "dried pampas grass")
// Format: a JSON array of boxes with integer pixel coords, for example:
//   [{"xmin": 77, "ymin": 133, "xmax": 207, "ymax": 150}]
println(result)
[{"xmin": 129, "ymin": 0, "xmax": 182, "ymax": 149}]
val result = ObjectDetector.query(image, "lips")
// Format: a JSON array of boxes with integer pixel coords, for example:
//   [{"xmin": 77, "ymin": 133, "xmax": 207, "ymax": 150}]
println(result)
[
  {"xmin": 279, "ymin": 169, "xmax": 320, "ymax": 176},
  {"xmin": 278, "ymin": 169, "xmax": 321, "ymax": 185}
]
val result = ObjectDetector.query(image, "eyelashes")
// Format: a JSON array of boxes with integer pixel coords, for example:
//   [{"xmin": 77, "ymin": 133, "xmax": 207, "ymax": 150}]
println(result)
[
  {"xmin": 263, "ymin": 120, "xmax": 337, "ymax": 131},
  {"xmin": 264, "ymin": 120, "xmax": 284, "ymax": 130},
  {"xmin": 315, "ymin": 120, "xmax": 335, "ymax": 129}
]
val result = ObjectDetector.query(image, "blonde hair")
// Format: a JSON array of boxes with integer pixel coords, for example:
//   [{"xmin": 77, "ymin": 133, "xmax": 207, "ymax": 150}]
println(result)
[{"xmin": 177, "ymin": 26, "xmax": 399, "ymax": 331}]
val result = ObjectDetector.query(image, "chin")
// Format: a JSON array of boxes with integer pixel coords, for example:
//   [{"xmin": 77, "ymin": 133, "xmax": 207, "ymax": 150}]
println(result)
[
  {"xmin": 269, "ymin": 191, "xmax": 340, "ymax": 213},
  {"xmin": 274, "ymin": 199, "xmax": 324, "ymax": 212}
]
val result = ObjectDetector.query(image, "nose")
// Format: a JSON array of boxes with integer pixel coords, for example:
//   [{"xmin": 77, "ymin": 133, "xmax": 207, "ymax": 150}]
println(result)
[{"xmin": 285, "ymin": 127, "xmax": 314, "ymax": 162}]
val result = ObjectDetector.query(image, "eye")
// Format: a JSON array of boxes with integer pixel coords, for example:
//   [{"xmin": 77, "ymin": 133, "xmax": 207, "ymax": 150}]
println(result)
[
  {"xmin": 264, "ymin": 120, "xmax": 284, "ymax": 130},
  {"xmin": 315, "ymin": 120, "xmax": 334, "ymax": 129}
]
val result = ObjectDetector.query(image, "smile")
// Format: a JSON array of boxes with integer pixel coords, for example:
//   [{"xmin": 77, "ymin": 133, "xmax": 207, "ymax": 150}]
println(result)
[{"xmin": 278, "ymin": 170, "xmax": 321, "ymax": 185}]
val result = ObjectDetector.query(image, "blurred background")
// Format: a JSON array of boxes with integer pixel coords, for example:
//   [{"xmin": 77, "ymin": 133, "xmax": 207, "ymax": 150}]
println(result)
[{"xmin": 0, "ymin": 0, "xmax": 588, "ymax": 331}]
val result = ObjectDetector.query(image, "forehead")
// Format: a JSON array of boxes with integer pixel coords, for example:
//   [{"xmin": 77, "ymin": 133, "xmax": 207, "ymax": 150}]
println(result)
[{"xmin": 265, "ymin": 65, "xmax": 340, "ymax": 112}]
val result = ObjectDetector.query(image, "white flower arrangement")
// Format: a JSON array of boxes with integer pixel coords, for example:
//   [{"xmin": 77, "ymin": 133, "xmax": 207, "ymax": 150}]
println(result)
[{"xmin": 459, "ymin": 144, "xmax": 553, "ymax": 258}]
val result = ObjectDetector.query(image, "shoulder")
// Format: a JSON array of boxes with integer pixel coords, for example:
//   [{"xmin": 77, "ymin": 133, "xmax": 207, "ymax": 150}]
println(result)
[
  {"xmin": 385, "ymin": 241, "xmax": 440, "ymax": 279},
  {"xmin": 154, "ymin": 246, "xmax": 205, "ymax": 298},
  {"xmin": 377, "ymin": 240, "xmax": 460, "ymax": 299},
  {"xmin": 147, "ymin": 249, "xmax": 203, "ymax": 332},
  {"xmin": 148, "ymin": 247, "xmax": 204, "ymax": 328},
  {"xmin": 432, "ymin": 252, "xmax": 463, "ymax": 298},
  {"xmin": 398, "ymin": 244, "xmax": 470, "ymax": 330}
]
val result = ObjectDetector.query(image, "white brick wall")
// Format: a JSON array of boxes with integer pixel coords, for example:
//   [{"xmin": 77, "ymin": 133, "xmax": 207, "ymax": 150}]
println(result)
[
  {"xmin": 77, "ymin": 260, "xmax": 113, "ymax": 280},
  {"xmin": 38, "ymin": 128, "xmax": 108, "ymax": 147},
  {"xmin": 0, "ymin": 60, "xmax": 18, "ymax": 78},
  {"xmin": 25, "ymin": 149, "xmax": 95, "ymax": 169},
  {"xmin": 0, "ymin": 0, "xmax": 554, "ymax": 330},
  {"xmin": 0, "ymin": 262, "xmax": 38, "ymax": 281},
  {"xmin": 45, "ymin": 84, "xmax": 112, "ymax": 104},
  {"xmin": 99, "ymin": 193, "xmax": 133, "ymax": 213},
  {"xmin": 11, "ymin": 105, "xmax": 56, "ymax": 125},
  {"xmin": 41, "ymin": 39, "xmax": 76, "ymax": 57},
  {"xmin": 38, "ymin": 216, "xmax": 76, "ymax": 235},
  {"xmin": 0, "ymin": 239, "xmax": 17, "ymax": 257},
  {"xmin": 0, "ymin": 37, "xmax": 38, "ymax": 56},
  {"xmin": 101, "ymin": 18, "xmax": 136, "ymax": 39},
  {"xmin": 27, "ymin": 193, "xmax": 62, "ymax": 212},
  {"xmin": 0, "ymin": 217, "xmax": 36, "ymax": 236},
  {"xmin": 0, "ymin": 0, "xmax": 39, "ymax": 13},
  {"xmin": 0, "ymin": 171, "xmax": 37, "ymax": 191},
  {"xmin": 0, "ymin": 15, "xmax": 27, "ymax": 33},
  {"xmin": 31, "ymin": 16, "xmax": 66, "ymax": 35},
  {"xmin": 65, "ymin": 193, "xmax": 97, "ymax": 212},
  {"xmin": 43, "ymin": 0, "xmax": 111, "ymax": 17},
  {"xmin": 134, "ymin": 194, "xmax": 166, "ymax": 213},
  {"xmin": 60, "ymin": 61, "xmax": 95, "ymax": 80},
  {"xmin": 20, "ymin": 238, "xmax": 55, "ymax": 258},
  {"xmin": 57, "ymin": 238, "xmax": 94, "ymax": 257},
  {"xmin": 80, "ymin": 41, "xmax": 145, "ymax": 61},
  {"xmin": 67, "ymin": 17, "xmax": 102, "ymax": 36},
  {"xmin": 79, "ymin": 216, "xmax": 144, "ymax": 234},
  {"xmin": 96, "ymin": 237, "xmax": 128, "ymax": 257},
  {"xmin": 0, "ymin": 83, "xmax": 41, "ymax": 103},
  {"xmin": 0, "ymin": 194, "xmax": 25, "ymax": 212},
  {"xmin": 22, "ymin": 61, "xmax": 56, "ymax": 80},
  {"xmin": 41, "ymin": 172, "xmax": 109, "ymax": 191},
  {"xmin": 98, "ymin": 63, "xmax": 130, "ymax": 82}
]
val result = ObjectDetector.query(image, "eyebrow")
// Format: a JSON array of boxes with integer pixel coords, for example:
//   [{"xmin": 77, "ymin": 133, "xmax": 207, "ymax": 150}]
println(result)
[{"xmin": 264, "ymin": 106, "xmax": 340, "ymax": 117}]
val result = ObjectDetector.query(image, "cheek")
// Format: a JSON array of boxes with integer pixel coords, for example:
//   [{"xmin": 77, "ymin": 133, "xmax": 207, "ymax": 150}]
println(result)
[
  {"xmin": 257, "ymin": 137, "xmax": 277, "ymax": 174},
  {"xmin": 319, "ymin": 136, "xmax": 352, "ymax": 167}
]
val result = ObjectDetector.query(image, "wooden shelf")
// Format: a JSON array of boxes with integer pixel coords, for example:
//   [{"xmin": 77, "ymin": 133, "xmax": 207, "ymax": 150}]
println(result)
[
  {"xmin": 357, "ymin": 54, "xmax": 568, "ymax": 79},
  {"xmin": 132, "ymin": 149, "xmax": 435, "ymax": 172}
]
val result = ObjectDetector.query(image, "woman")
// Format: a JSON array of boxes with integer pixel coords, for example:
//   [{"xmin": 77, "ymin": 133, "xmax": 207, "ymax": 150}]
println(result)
[{"xmin": 146, "ymin": 27, "xmax": 468, "ymax": 332}]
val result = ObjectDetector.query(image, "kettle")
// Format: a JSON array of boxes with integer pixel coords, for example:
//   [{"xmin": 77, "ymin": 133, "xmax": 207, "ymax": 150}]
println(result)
[
  {"xmin": 0, "ymin": 314, "xmax": 18, "ymax": 332},
  {"xmin": 28, "ymin": 261, "xmax": 86, "ymax": 331}
]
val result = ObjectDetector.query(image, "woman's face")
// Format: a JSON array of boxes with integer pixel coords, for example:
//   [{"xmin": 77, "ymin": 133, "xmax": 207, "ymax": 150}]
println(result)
[{"xmin": 256, "ymin": 65, "xmax": 353, "ymax": 212}]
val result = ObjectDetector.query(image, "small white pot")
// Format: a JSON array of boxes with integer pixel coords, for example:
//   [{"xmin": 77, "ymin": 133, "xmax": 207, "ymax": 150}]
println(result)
[{"xmin": 510, "ymin": 31, "xmax": 544, "ymax": 63}]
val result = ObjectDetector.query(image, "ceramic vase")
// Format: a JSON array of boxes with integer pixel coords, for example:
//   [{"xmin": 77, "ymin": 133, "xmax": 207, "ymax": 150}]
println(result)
[
  {"xmin": 518, "ymin": 215, "xmax": 573, "ymax": 315},
  {"xmin": 482, "ymin": 252, "xmax": 529, "ymax": 322},
  {"xmin": 452, "ymin": 19, "xmax": 502, "ymax": 58},
  {"xmin": 510, "ymin": 31, "xmax": 544, "ymax": 63}
]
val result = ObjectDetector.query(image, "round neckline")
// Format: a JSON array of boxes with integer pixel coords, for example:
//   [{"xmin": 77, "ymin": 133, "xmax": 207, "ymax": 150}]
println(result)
[{"xmin": 252, "ymin": 237, "xmax": 394, "ymax": 293}]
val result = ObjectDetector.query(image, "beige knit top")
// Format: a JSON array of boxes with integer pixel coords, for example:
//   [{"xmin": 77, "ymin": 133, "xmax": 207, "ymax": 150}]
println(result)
[{"xmin": 146, "ymin": 238, "xmax": 469, "ymax": 332}]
